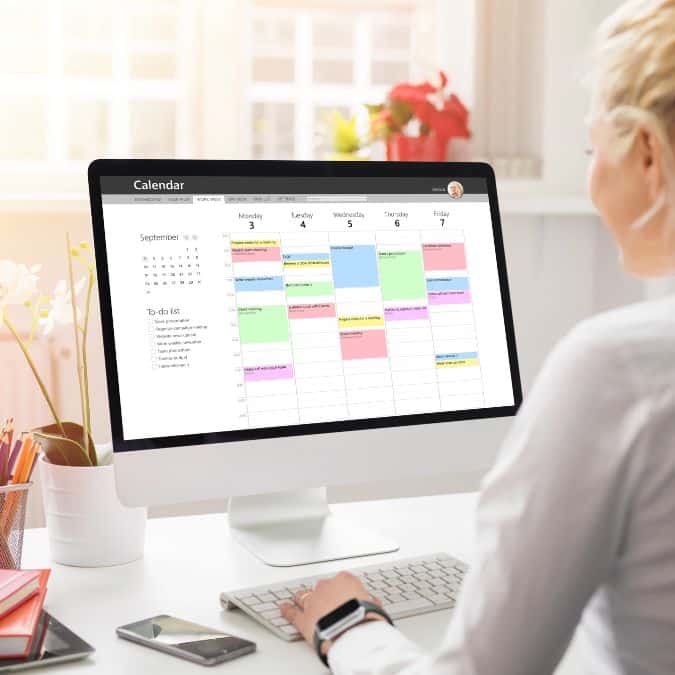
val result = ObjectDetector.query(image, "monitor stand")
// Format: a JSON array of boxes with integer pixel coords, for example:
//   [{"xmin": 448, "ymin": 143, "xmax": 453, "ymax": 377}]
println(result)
[{"xmin": 228, "ymin": 488, "xmax": 399, "ymax": 567}]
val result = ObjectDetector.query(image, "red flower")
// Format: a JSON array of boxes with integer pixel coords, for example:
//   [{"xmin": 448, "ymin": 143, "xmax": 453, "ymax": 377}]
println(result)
[
  {"xmin": 389, "ymin": 81, "xmax": 436, "ymax": 105},
  {"xmin": 374, "ymin": 71, "xmax": 471, "ymax": 141}
]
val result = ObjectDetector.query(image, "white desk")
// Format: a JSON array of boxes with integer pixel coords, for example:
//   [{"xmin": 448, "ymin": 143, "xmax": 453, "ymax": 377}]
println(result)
[
  {"xmin": 21, "ymin": 494, "xmax": 580, "ymax": 674},
  {"xmin": 19, "ymin": 494, "xmax": 475, "ymax": 673}
]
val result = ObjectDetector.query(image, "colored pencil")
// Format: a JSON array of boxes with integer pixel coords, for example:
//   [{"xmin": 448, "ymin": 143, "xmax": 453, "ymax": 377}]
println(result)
[
  {"xmin": 7, "ymin": 440, "xmax": 21, "ymax": 477},
  {"xmin": 11, "ymin": 437, "xmax": 32, "ymax": 485}
]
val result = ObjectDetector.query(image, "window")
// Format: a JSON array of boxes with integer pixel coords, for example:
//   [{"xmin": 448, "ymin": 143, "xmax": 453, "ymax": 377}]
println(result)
[
  {"xmin": 248, "ymin": 1, "xmax": 437, "ymax": 160},
  {"xmin": 0, "ymin": 0, "xmax": 197, "ymax": 196},
  {"xmin": 2, "ymin": 0, "xmax": 543, "ymax": 198}
]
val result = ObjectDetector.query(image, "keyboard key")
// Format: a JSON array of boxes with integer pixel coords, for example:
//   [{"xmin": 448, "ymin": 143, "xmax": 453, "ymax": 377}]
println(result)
[
  {"xmin": 255, "ymin": 602, "xmax": 277, "ymax": 611},
  {"xmin": 425, "ymin": 562, "xmax": 442, "ymax": 570},
  {"xmin": 414, "ymin": 581, "xmax": 433, "ymax": 592},
  {"xmin": 281, "ymin": 625, "xmax": 299, "ymax": 636},
  {"xmin": 262, "ymin": 609, "xmax": 281, "ymax": 619},
  {"xmin": 271, "ymin": 617, "xmax": 288, "ymax": 627},
  {"xmin": 273, "ymin": 590, "xmax": 292, "ymax": 600},
  {"xmin": 383, "ymin": 597, "xmax": 434, "ymax": 615},
  {"xmin": 398, "ymin": 583, "xmax": 416, "ymax": 593},
  {"xmin": 258, "ymin": 593, "xmax": 276, "ymax": 603},
  {"xmin": 238, "ymin": 595, "xmax": 257, "ymax": 605},
  {"xmin": 387, "ymin": 593, "xmax": 405, "ymax": 603},
  {"xmin": 426, "ymin": 593, "xmax": 452, "ymax": 605},
  {"xmin": 454, "ymin": 562, "xmax": 468, "ymax": 573},
  {"xmin": 382, "ymin": 571, "xmax": 399, "ymax": 579},
  {"xmin": 368, "ymin": 573, "xmax": 384, "ymax": 582}
]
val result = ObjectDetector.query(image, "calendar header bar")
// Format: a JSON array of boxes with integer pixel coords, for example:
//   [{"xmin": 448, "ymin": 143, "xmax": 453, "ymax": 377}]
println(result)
[{"xmin": 100, "ymin": 176, "xmax": 488, "ymax": 196}]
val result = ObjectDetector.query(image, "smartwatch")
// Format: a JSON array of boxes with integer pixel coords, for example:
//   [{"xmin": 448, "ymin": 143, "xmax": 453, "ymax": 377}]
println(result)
[{"xmin": 313, "ymin": 598, "xmax": 393, "ymax": 667}]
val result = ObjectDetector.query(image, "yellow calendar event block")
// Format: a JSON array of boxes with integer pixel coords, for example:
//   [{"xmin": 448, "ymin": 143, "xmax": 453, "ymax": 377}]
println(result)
[
  {"xmin": 436, "ymin": 358, "xmax": 480, "ymax": 368},
  {"xmin": 283, "ymin": 260, "xmax": 331, "ymax": 268},
  {"xmin": 338, "ymin": 316, "xmax": 384, "ymax": 328},
  {"xmin": 231, "ymin": 239, "xmax": 281, "ymax": 248}
]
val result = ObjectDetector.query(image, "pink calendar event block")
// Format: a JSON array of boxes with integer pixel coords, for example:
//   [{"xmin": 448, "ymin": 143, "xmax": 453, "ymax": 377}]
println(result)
[
  {"xmin": 232, "ymin": 246, "xmax": 281, "ymax": 262},
  {"xmin": 288, "ymin": 303, "xmax": 336, "ymax": 319},
  {"xmin": 340, "ymin": 330, "xmax": 388, "ymax": 360},
  {"xmin": 244, "ymin": 364, "xmax": 294, "ymax": 382},
  {"xmin": 428, "ymin": 291, "xmax": 472, "ymax": 305},
  {"xmin": 384, "ymin": 306, "xmax": 429, "ymax": 321},
  {"xmin": 422, "ymin": 243, "xmax": 466, "ymax": 271}
]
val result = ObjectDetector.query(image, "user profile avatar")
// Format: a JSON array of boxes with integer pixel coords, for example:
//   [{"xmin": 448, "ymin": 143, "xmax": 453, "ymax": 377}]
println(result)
[{"xmin": 447, "ymin": 181, "xmax": 464, "ymax": 199}]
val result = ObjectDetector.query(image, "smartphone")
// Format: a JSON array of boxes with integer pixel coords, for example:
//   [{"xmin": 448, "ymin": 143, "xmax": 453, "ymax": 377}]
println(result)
[{"xmin": 116, "ymin": 615, "xmax": 256, "ymax": 666}]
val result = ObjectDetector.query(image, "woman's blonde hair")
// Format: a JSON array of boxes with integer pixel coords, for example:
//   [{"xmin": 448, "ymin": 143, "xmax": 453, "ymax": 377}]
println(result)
[{"xmin": 590, "ymin": 0, "xmax": 675, "ymax": 166}]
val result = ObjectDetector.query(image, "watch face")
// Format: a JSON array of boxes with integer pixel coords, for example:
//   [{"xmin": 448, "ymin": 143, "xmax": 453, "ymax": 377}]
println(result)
[{"xmin": 317, "ymin": 599, "xmax": 361, "ymax": 632}]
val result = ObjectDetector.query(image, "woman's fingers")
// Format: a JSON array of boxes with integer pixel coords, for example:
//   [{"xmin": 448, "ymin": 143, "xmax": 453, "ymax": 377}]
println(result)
[
  {"xmin": 280, "ymin": 601, "xmax": 311, "ymax": 640},
  {"xmin": 294, "ymin": 588, "xmax": 313, "ymax": 609},
  {"xmin": 280, "ymin": 601, "xmax": 299, "ymax": 622}
]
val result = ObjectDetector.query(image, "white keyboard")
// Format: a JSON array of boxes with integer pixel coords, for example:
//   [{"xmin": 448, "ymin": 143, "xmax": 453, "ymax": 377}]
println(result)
[{"xmin": 221, "ymin": 553, "xmax": 467, "ymax": 641}]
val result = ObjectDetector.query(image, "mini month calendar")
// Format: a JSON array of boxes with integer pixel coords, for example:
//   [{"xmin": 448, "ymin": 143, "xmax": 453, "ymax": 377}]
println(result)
[{"xmin": 143, "ymin": 234, "xmax": 202, "ymax": 294}]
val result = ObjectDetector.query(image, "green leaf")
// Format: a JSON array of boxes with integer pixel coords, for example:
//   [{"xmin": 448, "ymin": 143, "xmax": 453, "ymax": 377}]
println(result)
[
  {"xmin": 389, "ymin": 100, "xmax": 413, "ymax": 128},
  {"xmin": 32, "ymin": 422, "xmax": 97, "ymax": 466}
]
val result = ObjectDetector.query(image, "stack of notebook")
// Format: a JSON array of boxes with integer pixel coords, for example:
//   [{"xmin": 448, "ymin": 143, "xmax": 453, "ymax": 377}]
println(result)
[{"xmin": 0, "ymin": 570, "xmax": 50, "ymax": 659}]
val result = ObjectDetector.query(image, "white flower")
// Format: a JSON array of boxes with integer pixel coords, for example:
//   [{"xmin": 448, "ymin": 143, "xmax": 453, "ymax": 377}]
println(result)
[
  {"xmin": 39, "ymin": 278, "xmax": 85, "ymax": 335},
  {"xmin": 0, "ymin": 260, "xmax": 40, "ymax": 309}
]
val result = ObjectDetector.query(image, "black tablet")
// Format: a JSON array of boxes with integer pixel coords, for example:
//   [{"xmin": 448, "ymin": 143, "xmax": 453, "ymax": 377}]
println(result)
[{"xmin": 0, "ymin": 612, "xmax": 94, "ymax": 672}]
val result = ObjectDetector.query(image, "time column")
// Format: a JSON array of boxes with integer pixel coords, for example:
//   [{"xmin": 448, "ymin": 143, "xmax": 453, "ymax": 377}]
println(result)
[{"xmin": 221, "ymin": 230, "xmax": 249, "ymax": 428}]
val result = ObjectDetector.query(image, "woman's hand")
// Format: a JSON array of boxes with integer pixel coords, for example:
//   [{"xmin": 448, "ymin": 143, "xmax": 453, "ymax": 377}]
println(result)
[{"xmin": 280, "ymin": 572, "xmax": 383, "ymax": 652}]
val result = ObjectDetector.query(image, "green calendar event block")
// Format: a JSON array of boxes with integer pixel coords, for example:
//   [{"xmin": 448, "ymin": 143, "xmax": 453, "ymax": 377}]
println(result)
[
  {"xmin": 238, "ymin": 306, "xmax": 289, "ymax": 343},
  {"xmin": 378, "ymin": 250, "xmax": 427, "ymax": 301}
]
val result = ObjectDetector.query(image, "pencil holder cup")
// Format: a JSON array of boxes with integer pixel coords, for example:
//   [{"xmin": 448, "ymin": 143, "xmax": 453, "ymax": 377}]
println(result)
[{"xmin": 0, "ymin": 483, "xmax": 31, "ymax": 569}]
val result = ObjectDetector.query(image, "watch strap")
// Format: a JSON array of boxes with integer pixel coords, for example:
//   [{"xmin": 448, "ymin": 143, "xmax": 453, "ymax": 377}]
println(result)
[{"xmin": 314, "ymin": 600, "xmax": 393, "ymax": 668}]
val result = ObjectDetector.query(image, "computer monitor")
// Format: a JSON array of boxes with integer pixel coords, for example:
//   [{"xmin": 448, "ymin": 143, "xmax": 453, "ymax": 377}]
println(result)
[{"xmin": 89, "ymin": 160, "xmax": 521, "ymax": 567}]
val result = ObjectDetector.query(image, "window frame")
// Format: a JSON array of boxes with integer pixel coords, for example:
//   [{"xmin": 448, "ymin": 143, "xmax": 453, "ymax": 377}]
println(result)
[{"xmin": 0, "ymin": 0, "xmax": 198, "ymax": 198}]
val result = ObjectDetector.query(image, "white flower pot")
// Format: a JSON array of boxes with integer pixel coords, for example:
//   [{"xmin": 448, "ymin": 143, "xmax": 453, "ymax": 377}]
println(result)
[{"xmin": 39, "ymin": 450, "xmax": 146, "ymax": 567}]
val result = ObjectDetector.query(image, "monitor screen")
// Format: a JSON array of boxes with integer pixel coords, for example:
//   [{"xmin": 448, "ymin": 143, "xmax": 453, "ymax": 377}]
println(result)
[{"xmin": 95, "ymin": 169, "xmax": 519, "ymax": 450}]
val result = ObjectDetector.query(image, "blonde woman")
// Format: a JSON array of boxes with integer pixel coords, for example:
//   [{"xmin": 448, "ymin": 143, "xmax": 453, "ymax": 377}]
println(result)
[{"xmin": 281, "ymin": 1, "xmax": 675, "ymax": 673}]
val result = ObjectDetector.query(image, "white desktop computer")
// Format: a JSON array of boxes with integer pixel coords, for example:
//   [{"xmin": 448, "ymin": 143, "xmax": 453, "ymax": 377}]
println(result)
[{"xmin": 89, "ymin": 160, "xmax": 521, "ymax": 568}]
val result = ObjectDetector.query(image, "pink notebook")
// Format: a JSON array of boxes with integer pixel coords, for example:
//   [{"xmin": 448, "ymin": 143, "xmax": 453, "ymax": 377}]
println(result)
[{"xmin": 0, "ymin": 570, "xmax": 50, "ymax": 658}]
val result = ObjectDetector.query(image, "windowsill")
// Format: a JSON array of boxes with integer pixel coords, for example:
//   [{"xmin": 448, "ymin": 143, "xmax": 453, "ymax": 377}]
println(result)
[{"xmin": 0, "ymin": 181, "xmax": 597, "ymax": 217}]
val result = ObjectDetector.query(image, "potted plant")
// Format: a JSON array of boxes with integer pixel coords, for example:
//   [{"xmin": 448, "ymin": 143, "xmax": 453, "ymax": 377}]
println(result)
[
  {"xmin": 0, "ymin": 236, "xmax": 146, "ymax": 566},
  {"xmin": 368, "ymin": 71, "xmax": 471, "ymax": 161}
]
